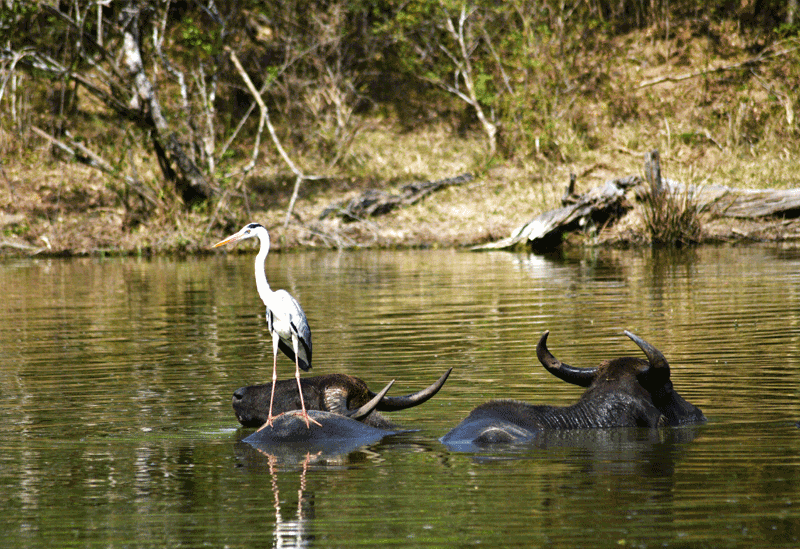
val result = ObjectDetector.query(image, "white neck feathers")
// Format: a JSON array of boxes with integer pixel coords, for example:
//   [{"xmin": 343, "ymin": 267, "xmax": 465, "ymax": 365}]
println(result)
[{"xmin": 253, "ymin": 230, "xmax": 273, "ymax": 307}]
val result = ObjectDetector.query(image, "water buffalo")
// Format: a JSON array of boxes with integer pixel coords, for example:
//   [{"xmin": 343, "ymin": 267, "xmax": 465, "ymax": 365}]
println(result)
[
  {"xmin": 440, "ymin": 331, "xmax": 705, "ymax": 450},
  {"xmin": 234, "ymin": 368, "xmax": 452, "ymax": 430},
  {"xmin": 241, "ymin": 380, "xmax": 400, "ymax": 449}
]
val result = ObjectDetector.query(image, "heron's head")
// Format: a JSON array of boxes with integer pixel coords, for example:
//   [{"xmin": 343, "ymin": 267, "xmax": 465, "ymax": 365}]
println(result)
[{"xmin": 212, "ymin": 223, "xmax": 266, "ymax": 248}]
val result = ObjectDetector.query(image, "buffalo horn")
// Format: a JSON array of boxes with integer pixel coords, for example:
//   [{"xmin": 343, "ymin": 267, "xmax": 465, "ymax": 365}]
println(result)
[
  {"xmin": 536, "ymin": 331, "xmax": 597, "ymax": 388},
  {"xmin": 346, "ymin": 380, "xmax": 395, "ymax": 420},
  {"xmin": 371, "ymin": 368, "xmax": 453, "ymax": 412},
  {"xmin": 624, "ymin": 330, "xmax": 670, "ymax": 371}
]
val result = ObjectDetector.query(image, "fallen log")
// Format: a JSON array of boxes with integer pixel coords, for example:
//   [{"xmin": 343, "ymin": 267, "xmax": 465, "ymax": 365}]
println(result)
[
  {"xmin": 695, "ymin": 185, "xmax": 800, "ymax": 218},
  {"xmin": 476, "ymin": 167, "xmax": 800, "ymax": 251},
  {"xmin": 321, "ymin": 173, "xmax": 473, "ymax": 220},
  {"xmin": 474, "ymin": 176, "xmax": 640, "ymax": 251}
]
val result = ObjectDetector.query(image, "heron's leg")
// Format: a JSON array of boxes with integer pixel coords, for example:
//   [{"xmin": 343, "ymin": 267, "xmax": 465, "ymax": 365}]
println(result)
[
  {"xmin": 258, "ymin": 333, "xmax": 281, "ymax": 431},
  {"xmin": 293, "ymin": 334, "xmax": 321, "ymax": 428}
]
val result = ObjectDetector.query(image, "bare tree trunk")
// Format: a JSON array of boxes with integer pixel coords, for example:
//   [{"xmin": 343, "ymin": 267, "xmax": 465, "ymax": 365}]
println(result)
[
  {"xmin": 118, "ymin": 2, "xmax": 213, "ymax": 204},
  {"xmin": 644, "ymin": 150, "xmax": 662, "ymax": 195}
]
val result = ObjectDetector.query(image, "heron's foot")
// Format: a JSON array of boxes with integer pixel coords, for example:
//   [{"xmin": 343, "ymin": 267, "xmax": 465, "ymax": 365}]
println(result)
[
  {"xmin": 256, "ymin": 415, "xmax": 276, "ymax": 432},
  {"xmin": 301, "ymin": 410, "xmax": 322, "ymax": 428}
]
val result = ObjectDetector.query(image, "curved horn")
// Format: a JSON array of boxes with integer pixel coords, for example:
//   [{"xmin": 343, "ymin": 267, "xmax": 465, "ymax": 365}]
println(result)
[
  {"xmin": 624, "ymin": 330, "xmax": 669, "ymax": 371},
  {"xmin": 373, "ymin": 368, "xmax": 453, "ymax": 412},
  {"xmin": 346, "ymin": 380, "xmax": 395, "ymax": 420},
  {"xmin": 537, "ymin": 331, "xmax": 597, "ymax": 388}
]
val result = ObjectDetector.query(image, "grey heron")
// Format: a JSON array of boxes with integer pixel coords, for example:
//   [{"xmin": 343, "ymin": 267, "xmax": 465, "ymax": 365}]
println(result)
[{"xmin": 213, "ymin": 223, "xmax": 319, "ymax": 429}]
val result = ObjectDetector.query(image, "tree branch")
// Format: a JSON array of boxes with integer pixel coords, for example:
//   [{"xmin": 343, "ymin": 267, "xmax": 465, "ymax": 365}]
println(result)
[
  {"xmin": 30, "ymin": 125, "xmax": 160, "ymax": 208},
  {"xmin": 638, "ymin": 43, "xmax": 800, "ymax": 88},
  {"xmin": 227, "ymin": 47, "xmax": 324, "ymax": 227},
  {"xmin": 438, "ymin": 4, "xmax": 497, "ymax": 155}
]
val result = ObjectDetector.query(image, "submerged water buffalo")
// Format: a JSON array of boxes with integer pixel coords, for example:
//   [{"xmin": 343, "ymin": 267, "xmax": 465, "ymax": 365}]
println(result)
[
  {"xmin": 241, "ymin": 380, "xmax": 402, "ymax": 451},
  {"xmin": 441, "ymin": 331, "xmax": 705, "ymax": 450},
  {"xmin": 234, "ymin": 368, "xmax": 452, "ymax": 430}
]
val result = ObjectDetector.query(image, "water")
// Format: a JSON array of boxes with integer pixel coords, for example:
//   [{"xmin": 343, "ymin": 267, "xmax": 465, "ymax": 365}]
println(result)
[{"xmin": 1, "ymin": 246, "xmax": 799, "ymax": 547}]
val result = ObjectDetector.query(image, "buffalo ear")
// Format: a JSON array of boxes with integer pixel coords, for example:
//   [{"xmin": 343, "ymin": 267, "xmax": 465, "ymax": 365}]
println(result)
[
  {"xmin": 625, "ymin": 330, "xmax": 679, "ymax": 390},
  {"xmin": 537, "ymin": 331, "xmax": 597, "ymax": 388},
  {"xmin": 634, "ymin": 360, "xmax": 651, "ymax": 378},
  {"xmin": 624, "ymin": 331, "xmax": 671, "ymax": 372}
]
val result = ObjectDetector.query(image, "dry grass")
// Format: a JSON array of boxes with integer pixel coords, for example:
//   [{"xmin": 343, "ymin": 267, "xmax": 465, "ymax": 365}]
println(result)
[
  {"xmin": 642, "ymin": 184, "xmax": 704, "ymax": 247},
  {"xmin": 2, "ymin": 21, "xmax": 799, "ymax": 256}
]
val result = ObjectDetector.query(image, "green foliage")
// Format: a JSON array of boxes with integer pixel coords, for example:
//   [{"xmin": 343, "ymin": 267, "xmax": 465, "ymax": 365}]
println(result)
[
  {"xmin": 177, "ymin": 17, "xmax": 221, "ymax": 58},
  {"xmin": 3, "ymin": 221, "xmax": 29, "ymax": 237},
  {"xmin": 775, "ymin": 21, "xmax": 800, "ymax": 38},
  {"xmin": 0, "ymin": 0, "xmax": 37, "ymax": 29}
]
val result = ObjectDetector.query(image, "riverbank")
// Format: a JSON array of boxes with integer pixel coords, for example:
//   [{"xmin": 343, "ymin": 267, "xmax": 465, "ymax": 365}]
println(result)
[
  {"xmin": 3, "ymin": 138, "xmax": 799, "ymax": 258},
  {"xmin": 2, "ymin": 20, "xmax": 798, "ymax": 257}
]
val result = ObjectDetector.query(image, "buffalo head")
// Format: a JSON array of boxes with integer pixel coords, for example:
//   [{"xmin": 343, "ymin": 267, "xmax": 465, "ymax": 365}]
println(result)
[
  {"xmin": 233, "ymin": 368, "xmax": 452, "ymax": 430},
  {"xmin": 440, "ymin": 331, "xmax": 705, "ymax": 449}
]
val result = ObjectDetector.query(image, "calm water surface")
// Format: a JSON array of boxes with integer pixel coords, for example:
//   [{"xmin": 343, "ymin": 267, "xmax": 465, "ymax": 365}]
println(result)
[{"xmin": 1, "ymin": 246, "xmax": 799, "ymax": 548}]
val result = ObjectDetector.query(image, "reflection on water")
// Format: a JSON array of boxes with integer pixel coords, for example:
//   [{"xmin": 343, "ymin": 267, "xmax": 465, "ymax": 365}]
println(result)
[
  {"xmin": 261, "ymin": 451, "xmax": 316, "ymax": 549},
  {"xmin": 1, "ymin": 246, "xmax": 799, "ymax": 547}
]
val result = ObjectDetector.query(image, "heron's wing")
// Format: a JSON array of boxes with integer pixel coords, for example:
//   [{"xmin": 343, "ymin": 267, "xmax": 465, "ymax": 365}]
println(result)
[
  {"xmin": 277, "ymin": 338, "xmax": 300, "ymax": 365},
  {"xmin": 272, "ymin": 289, "xmax": 312, "ymax": 370}
]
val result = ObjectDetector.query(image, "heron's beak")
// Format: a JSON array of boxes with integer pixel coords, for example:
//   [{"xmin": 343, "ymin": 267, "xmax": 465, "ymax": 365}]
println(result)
[{"xmin": 212, "ymin": 233, "xmax": 240, "ymax": 248}]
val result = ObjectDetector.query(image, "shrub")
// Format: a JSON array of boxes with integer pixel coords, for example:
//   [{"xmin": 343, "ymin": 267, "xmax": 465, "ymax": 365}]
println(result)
[{"xmin": 641, "ymin": 153, "xmax": 703, "ymax": 246}]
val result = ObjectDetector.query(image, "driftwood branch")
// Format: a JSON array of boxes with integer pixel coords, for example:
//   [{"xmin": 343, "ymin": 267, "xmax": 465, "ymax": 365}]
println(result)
[
  {"xmin": 320, "ymin": 173, "xmax": 474, "ymax": 220},
  {"xmin": 474, "ymin": 176, "xmax": 639, "ymax": 251},
  {"xmin": 561, "ymin": 173, "xmax": 577, "ymax": 205},
  {"xmin": 0, "ymin": 238, "xmax": 48, "ymax": 255},
  {"xmin": 690, "ymin": 185, "xmax": 800, "ymax": 218},
  {"xmin": 644, "ymin": 149, "xmax": 662, "ymax": 195}
]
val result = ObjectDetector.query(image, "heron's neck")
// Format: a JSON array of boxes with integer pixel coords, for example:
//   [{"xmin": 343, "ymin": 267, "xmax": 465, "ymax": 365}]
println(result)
[{"xmin": 254, "ymin": 234, "xmax": 273, "ymax": 306}]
